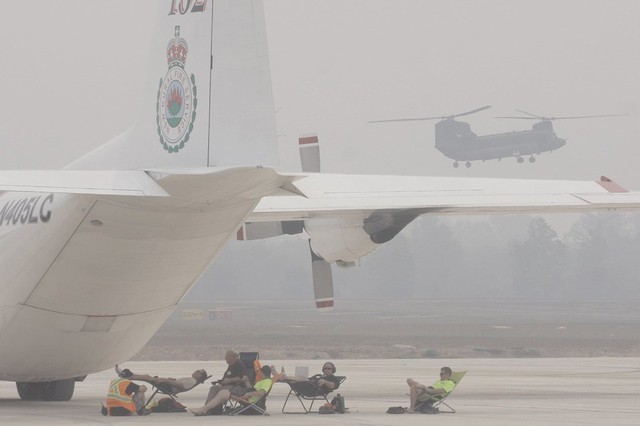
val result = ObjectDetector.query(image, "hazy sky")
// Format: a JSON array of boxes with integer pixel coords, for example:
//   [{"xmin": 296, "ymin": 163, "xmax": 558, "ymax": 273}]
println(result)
[{"xmin": 2, "ymin": 0, "xmax": 639, "ymax": 187}]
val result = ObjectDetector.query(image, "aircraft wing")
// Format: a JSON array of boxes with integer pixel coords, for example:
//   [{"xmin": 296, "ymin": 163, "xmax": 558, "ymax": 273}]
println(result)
[
  {"xmin": 248, "ymin": 173, "xmax": 640, "ymax": 221},
  {"xmin": 244, "ymin": 173, "xmax": 640, "ymax": 311},
  {"xmin": 0, "ymin": 170, "xmax": 168, "ymax": 196}
]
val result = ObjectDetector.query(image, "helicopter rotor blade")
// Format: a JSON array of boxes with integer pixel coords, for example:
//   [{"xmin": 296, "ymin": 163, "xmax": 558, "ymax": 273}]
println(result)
[
  {"xmin": 545, "ymin": 114, "xmax": 628, "ymax": 120},
  {"xmin": 452, "ymin": 105, "xmax": 492, "ymax": 118},
  {"xmin": 515, "ymin": 110, "xmax": 544, "ymax": 119},
  {"xmin": 494, "ymin": 116, "xmax": 542, "ymax": 120},
  {"xmin": 369, "ymin": 105, "xmax": 491, "ymax": 123},
  {"xmin": 368, "ymin": 116, "xmax": 444, "ymax": 123},
  {"xmin": 496, "ymin": 112, "xmax": 627, "ymax": 121}
]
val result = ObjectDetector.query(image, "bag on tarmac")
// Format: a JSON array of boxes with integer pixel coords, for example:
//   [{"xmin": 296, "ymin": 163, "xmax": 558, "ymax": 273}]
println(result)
[
  {"xmin": 150, "ymin": 397, "xmax": 187, "ymax": 413},
  {"xmin": 330, "ymin": 394, "xmax": 346, "ymax": 413},
  {"xmin": 319, "ymin": 403, "xmax": 336, "ymax": 414},
  {"xmin": 386, "ymin": 406, "xmax": 406, "ymax": 414}
]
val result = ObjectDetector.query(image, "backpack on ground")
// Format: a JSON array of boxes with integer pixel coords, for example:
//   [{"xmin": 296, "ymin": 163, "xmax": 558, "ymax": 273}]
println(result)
[
  {"xmin": 150, "ymin": 397, "xmax": 187, "ymax": 413},
  {"xmin": 330, "ymin": 394, "xmax": 346, "ymax": 413}
]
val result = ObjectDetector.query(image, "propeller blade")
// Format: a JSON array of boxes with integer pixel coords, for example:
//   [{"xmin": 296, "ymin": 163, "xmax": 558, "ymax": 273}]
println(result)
[
  {"xmin": 236, "ymin": 222, "xmax": 284, "ymax": 240},
  {"xmin": 299, "ymin": 135, "xmax": 321, "ymax": 173},
  {"xmin": 310, "ymin": 245, "xmax": 334, "ymax": 311}
]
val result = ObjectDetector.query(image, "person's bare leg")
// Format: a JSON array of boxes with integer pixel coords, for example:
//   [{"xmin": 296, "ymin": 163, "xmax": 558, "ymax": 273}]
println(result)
[
  {"xmin": 407, "ymin": 378, "xmax": 421, "ymax": 411},
  {"xmin": 284, "ymin": 375, "xmax": 307, "ymax": 383},
  {"xmin": 189, "ymin": 389, "xmax": 230, "ymax": 416},
  {"xmin": 129, "ymin": 374, "xmax": 156, "ymax": 382},
  {"xmin": 132, "ymin": 385, "xmax": 148, "ymax": 414},
  {"xmin": 205, "ymin": 384, "xmax": 223, "ymax": 404},
  {"xmin": 270, "ymin": 365, "xmax": 286, "ymax": 382}
]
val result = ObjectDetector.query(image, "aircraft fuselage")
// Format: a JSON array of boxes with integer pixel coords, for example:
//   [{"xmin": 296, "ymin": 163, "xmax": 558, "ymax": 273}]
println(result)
[{"xmin": 0, "ymin": 166, "xmax": 281, "ymax": 383}]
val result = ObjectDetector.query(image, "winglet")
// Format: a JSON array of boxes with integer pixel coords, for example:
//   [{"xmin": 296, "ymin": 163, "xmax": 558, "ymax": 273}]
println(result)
[{"xmin": 597, "ymin": 176, "xmax": 628, "ymax": 193}]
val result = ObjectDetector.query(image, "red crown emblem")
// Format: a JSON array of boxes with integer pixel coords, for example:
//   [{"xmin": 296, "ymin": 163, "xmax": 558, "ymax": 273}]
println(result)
[{"xmin": 167, "ymin": 26, "xmax": 189, "ymax": 67}]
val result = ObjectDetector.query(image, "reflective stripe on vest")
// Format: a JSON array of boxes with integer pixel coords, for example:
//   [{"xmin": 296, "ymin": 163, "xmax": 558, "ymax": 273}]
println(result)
[{"xmin": 106, "ymin": 378, "xmax": 137, "ymax": 413}]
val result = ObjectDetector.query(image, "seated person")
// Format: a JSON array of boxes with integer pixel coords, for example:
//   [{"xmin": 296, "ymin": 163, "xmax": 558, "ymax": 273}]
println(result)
[
  {"xmin": 189, "ymin": 365, "xmax": 273, "ymax": 416},
  {"xmin": 406, "ymin": 366, "xmax": 456, "ymax": 413},
  {"xmin": 279, "ymin": 361, "xmax": 341, "ymax": 394},
  {"xmin": 115, "ymin": 365, "xmax": 208, "ymax": 393},
  {"xmin": 205, "ymin": 350, "xmax": 248, "ymax": 403},
  {"xmin": 101, "ymin": 377, "xmax": 148, "ymax": 416}
]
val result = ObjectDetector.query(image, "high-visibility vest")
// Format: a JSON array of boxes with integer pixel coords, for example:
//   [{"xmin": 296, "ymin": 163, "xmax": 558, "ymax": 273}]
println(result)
[{"xmin": 106, "ymin": 378, "xmax": 137, "ymax": 414}]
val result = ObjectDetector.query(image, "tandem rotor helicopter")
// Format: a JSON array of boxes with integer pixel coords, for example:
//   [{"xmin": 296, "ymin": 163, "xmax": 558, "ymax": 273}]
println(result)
[{"xmin": 370, "ymin": 106, "xmax": 625, "ymax": 168}]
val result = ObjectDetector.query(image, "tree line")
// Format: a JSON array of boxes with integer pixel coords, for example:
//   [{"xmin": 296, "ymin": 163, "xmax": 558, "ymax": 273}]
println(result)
[{"xmin": 187, "ymin": 212, "xmax": 640, "ymax": 301}]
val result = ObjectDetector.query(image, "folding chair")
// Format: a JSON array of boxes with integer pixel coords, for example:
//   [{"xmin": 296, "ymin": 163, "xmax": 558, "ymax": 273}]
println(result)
[
  {"xmin": 415, "ymin": 371, "xmax": 466, "ymax": 414},
  {"xmin": 143, "ymin": 372, "xmax": 212, "ymax": 410},
  {"xmin": 225, "ymin": 381, "xmax": 273, "ymax": 416},
  {"xmin": 238, "ymin": 352, "xmax": 260, "ymax": 385},
  {"xmin": 282, "ymin": 376, "xmax": 346, "ymax": 414}
]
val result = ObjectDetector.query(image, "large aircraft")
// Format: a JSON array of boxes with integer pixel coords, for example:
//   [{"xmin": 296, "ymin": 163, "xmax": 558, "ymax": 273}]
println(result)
[{"xmin": 2, "ymin": 0, "xmax": 640, "ymax": 401}]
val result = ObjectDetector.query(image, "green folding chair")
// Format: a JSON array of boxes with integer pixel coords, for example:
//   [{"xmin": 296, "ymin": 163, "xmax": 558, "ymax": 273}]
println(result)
[
  {"xmin": 225, "ymin": 381, "xmax": 273, "ymax": 416},
  {"xmin": 416, "ymin": 370, "xmax": 466, "ymax": 414}
]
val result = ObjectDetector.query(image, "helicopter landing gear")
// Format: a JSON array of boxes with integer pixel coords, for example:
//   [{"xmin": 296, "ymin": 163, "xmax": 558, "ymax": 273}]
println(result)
[
  {"xmin": 465, "ymin": 161, "xmax": 472, "ymax": 168},
  {"xmin": 453, "ymin": 161, "xmax": 459, "ymax": 168},
  {"xmin": 529, "ymin": 156, "xmax": 536, "ymax": 163},
  {"xmin": 517, "ymin": 156, "xmax": 524, "ymax": 164}
]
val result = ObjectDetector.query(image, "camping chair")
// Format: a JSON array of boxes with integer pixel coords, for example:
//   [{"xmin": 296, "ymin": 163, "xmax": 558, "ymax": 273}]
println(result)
[
  {"xmin": 282, "ymin": 376, "xmax": 346, "ymax": 414},
  {"xmin": 225, "ymin": 381, "xmax": 273, "ymax": 416},
  {"xmin": 415, "ymin": 371, "xmax": 466, "ymax": 414},
  {"xmin": 143, "ymin": 372, "xmax": 212, "ymax": 410},
  {"xmin": 238, "ymin": 352, "xmax": 260, "ymax": 385}
]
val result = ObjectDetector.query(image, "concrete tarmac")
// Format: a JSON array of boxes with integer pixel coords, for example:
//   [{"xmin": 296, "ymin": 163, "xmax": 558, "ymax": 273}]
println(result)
[{"xmin": 1, "ymin": 358, "xmax": 638, "ymax": 425}]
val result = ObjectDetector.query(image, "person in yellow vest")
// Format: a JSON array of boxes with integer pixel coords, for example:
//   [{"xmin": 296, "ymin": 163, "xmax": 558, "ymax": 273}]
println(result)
[
  {"xmin": 188, "ymin": 365, "xmax": 273, "ymax": 416},
  {"xmin": 406, "ymin": 366, "xmax": 456, "ymax": 413},
  {"xmin": 101, "ymin": 377, "xmax": 149, "ymax": 416}
]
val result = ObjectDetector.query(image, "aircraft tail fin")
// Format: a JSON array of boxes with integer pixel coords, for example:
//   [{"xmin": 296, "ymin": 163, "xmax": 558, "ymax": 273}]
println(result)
[{"xmin": 68, "ymin": 0, "xmax": 278, "ymax": 171}]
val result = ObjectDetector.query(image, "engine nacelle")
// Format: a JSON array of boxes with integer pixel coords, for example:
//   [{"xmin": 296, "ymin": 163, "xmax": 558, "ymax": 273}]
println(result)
[
  {"xmin": 305, "ymin": 217, "xmax": 378, "ymax": 263},
  {"xmin": 305, "ymin": 209, "xmax": 422, "ymax": 263}
]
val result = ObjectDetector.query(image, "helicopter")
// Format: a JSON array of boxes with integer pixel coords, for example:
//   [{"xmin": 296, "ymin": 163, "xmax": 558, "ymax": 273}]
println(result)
[{"xmin": 370, "ymin": 106, "xmax": 624, "ymax": 168}]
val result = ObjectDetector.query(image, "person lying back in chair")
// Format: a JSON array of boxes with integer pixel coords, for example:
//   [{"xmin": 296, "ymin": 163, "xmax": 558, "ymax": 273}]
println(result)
[
  {"xmin": 115, "ymin": 365, "xmax": 208, "ymax": 393},
  {"xmin": 279, "ymin": 362, "xmax": 341, "ymax": 393},
  {"xmin": 188, "ymin": 365, "xmax": 273, "ymax": 416},
  {"xmin": 406, "ymin": 366, "xmax": 456, "ymax": 413}
]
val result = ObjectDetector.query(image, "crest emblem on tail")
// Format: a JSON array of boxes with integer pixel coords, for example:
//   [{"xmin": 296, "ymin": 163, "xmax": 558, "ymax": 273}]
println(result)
[{"xmin": 156, "ymin": 26, "xmax": 198, "ymax": 153}]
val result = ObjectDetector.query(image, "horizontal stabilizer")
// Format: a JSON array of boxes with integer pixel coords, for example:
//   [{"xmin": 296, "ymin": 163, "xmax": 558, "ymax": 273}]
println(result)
[{"xmin": 0, "ymin": 170, "xmax": 168, "ymax": 196}]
